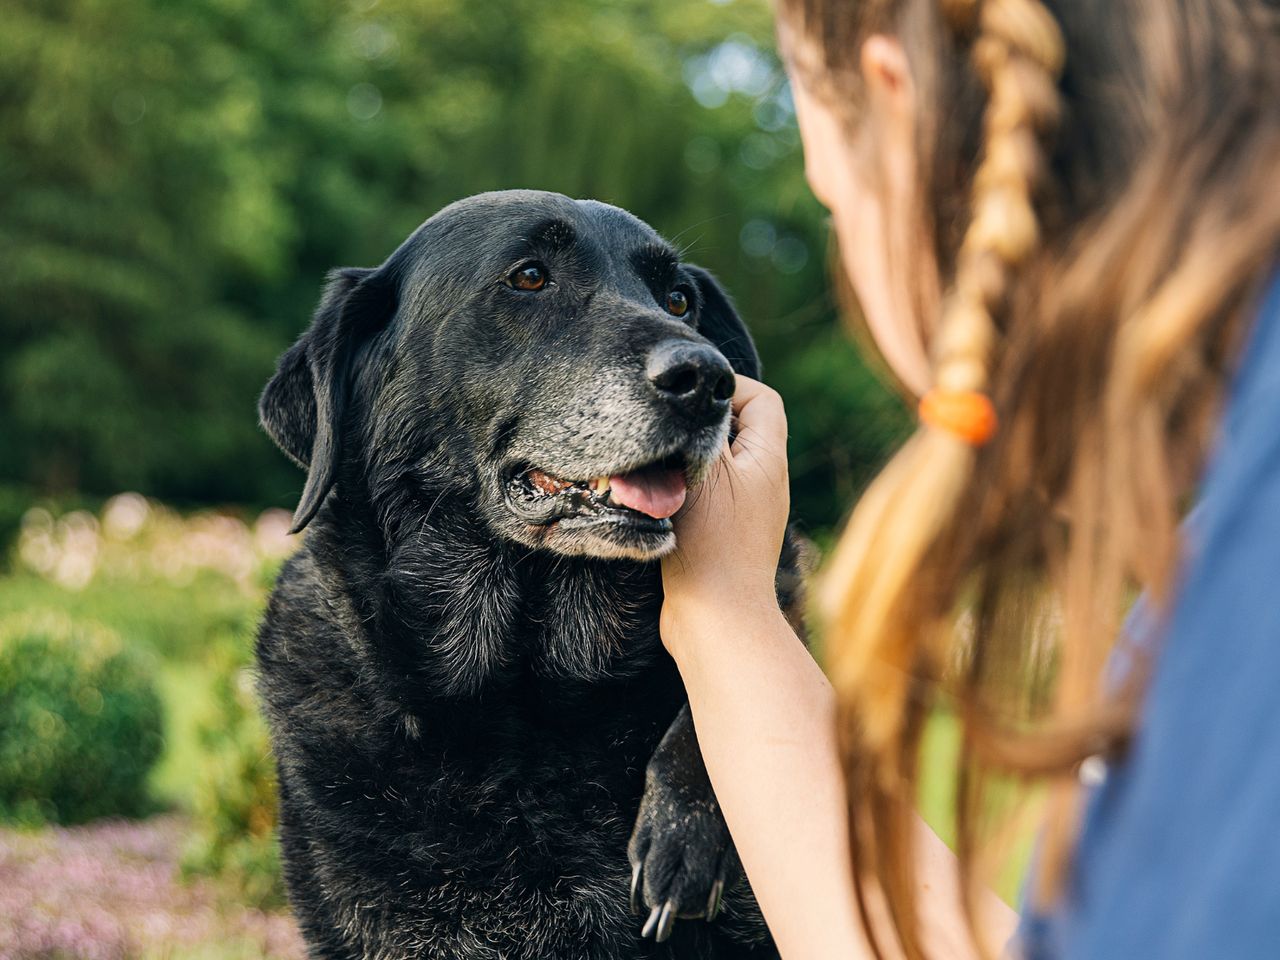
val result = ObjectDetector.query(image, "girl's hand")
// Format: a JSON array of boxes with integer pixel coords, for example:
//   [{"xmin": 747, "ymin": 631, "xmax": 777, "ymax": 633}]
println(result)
[{"xmin": 661, "ymin": 375, "xmax": 790, "ymax": 649}]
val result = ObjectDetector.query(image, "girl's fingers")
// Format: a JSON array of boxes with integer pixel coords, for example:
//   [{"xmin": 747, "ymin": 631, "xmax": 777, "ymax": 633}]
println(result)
[{"xmin": 730, "ymin": 375, "xmax": 788, "ymax": 459}]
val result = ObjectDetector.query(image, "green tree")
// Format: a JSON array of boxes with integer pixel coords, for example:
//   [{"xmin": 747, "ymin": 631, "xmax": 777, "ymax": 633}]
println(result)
[{"xmin": 0, "ymin": 0, "xmax": 907, "ymax": 532}]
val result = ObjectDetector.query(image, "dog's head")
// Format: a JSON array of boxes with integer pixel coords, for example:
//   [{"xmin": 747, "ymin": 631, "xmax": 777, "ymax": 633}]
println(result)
[{"xmin": 259, "ymin": 190, "xmax": 758, "ymax": 561}]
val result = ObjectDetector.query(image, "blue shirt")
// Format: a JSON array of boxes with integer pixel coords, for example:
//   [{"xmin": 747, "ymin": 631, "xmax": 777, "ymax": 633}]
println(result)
[{"xmin": 1018, "ymin": 269, "xmax": 1280, "ymax": 957}]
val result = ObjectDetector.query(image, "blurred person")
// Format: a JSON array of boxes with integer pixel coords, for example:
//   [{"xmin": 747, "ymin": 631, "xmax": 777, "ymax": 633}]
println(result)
[{"xmin": 660, "ymin": 0, "xmax": 1280, "ymax": 957}]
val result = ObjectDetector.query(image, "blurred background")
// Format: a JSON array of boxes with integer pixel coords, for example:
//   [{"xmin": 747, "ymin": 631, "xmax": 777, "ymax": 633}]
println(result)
[{"xmin": 0, "ymin": 0, "xmax": 915, "ymax": 956}]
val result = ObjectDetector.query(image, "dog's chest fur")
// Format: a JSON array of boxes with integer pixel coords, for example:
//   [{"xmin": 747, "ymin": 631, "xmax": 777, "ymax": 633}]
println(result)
[{"xmin": 256, "ymin": 504, "xmax": 731, "ymax": 959}]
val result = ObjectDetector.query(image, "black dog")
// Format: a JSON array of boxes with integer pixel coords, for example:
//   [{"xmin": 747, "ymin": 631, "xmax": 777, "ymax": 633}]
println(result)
[{"xmin": 256, "ymin": 191, "xmax": 802, "ymax": 959}]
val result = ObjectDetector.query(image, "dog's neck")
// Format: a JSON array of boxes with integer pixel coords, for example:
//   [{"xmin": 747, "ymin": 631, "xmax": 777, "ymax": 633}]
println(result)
[{"xmin": 304, "ymin": 478, "xmax": 667, "ymax": 710}]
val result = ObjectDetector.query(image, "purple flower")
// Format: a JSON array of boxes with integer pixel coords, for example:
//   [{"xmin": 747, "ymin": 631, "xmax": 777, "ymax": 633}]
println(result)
[{"xmin": 0, "ymin": 817, "xmax": 305, "ymax": 959}]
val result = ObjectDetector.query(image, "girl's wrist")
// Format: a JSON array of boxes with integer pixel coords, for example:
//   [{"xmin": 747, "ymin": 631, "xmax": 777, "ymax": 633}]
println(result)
[{"xmin": 660, "ymin": 582, "xmax": 785, "ymax": 658}]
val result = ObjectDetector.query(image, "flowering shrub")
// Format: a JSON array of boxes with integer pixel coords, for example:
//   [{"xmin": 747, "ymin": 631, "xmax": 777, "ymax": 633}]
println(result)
[
  {"xmin": 16, "ymin": 493, "xmax": 294, "ymax": 594},
  {"xmin": 0, "ymin": 613, "xmax": 164, "ymax": 824}
]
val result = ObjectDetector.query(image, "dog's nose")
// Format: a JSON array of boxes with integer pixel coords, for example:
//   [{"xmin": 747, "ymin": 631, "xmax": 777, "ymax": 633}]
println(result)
[{"xmin": 646, "ymin": 340, "xmax": 735, "ymax": 420}]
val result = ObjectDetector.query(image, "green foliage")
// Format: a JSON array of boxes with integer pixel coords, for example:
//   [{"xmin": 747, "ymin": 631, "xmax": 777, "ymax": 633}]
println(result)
[
  {"xmin": 0, "ymin": 612, "xmax": 164, "ymax": 824},
  {"xmin": 0, "ymin": 0, "xmax": 907, "ymax": 532},
  {"xmin": 182, "ymin": 632, "xmax": 285, "ymax": 909},
  {"xmin": 0, "ymin": 487, "xmax": 35, "ymax": 564},
  {"xmin": 778, "ymin": 328, "xmax": 912, "ymax": 530}
]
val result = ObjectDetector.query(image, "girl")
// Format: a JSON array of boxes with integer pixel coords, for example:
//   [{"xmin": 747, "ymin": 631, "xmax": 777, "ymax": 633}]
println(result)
[{"xmin": 661, "ymin": 1, "xmax": 1280, "ymax": 957}]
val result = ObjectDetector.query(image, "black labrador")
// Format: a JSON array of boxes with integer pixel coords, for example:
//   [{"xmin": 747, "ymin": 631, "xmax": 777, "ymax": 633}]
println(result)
[{"xmin": 256, "ymin": 190, "xmax": 804, "ymax": 959}]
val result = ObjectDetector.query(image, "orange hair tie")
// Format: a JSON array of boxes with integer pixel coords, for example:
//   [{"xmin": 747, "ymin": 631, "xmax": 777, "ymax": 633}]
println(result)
[{"xmin": 919, "ymin": 389, "xmax": 998, "ymax": 445}]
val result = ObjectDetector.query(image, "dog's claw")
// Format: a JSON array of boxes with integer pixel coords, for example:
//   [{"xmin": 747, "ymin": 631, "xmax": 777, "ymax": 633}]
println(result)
[
  {"xmin": 641, "ymin": 905, "xmax": 662, "ymax": 939},
  {"xmin": 706, "ymin": 877, "xmax": 724, "ymax": 922},
  {"xmin": 630, "ymin": 861, "xmax": 642, "ymax": 916},
  {"xmin": 655, "ymin": 900, "xmax": 676, "ymax": 943}
]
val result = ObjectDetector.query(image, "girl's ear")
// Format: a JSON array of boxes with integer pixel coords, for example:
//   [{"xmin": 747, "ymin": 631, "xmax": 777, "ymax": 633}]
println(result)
[
  {"xmin": 258, "ymin": 266, "xmax": 396, "ymax": 533},
  {"xmin": 860, "ymin": 34, "xmax": 914, "ymax": 110},
  {"xmin": 687, "ymin": 265, "xmax": 761, "ymax": 380}
]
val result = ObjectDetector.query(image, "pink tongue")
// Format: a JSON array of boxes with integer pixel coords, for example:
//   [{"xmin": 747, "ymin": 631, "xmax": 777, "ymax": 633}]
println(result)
[{"xmin": 608, "ymin": 467, "xmax": 687, "ymax": 520}]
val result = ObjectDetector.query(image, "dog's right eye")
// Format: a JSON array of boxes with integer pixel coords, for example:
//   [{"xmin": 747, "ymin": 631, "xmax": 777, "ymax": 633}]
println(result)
[{"xmin": 508, "ymin": 263, "xmax": 549, "ymax": 292}]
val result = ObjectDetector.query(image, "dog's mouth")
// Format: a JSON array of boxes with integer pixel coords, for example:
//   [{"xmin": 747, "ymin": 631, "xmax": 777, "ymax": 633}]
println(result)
[{"xmin": 504, "ymin": 451, "xmax": 691, "ymax": 532}]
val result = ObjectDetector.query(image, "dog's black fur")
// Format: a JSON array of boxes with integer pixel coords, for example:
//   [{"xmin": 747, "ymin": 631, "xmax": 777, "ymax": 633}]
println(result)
[{"xmin": 256, "ymin": 191, "xmax": 800, "ymax": 959}]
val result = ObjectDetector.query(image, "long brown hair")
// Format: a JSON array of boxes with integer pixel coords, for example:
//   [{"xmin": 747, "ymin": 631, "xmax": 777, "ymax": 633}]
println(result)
[{"xmin": 778, "ymin": 0, "xmax": 1280, "ymax": 955}]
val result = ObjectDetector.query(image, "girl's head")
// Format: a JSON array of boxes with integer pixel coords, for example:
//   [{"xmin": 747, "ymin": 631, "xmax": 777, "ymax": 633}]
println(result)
[{"xmin": 777, "ymin": 0, "xmax": 1280, "ymax": 954}]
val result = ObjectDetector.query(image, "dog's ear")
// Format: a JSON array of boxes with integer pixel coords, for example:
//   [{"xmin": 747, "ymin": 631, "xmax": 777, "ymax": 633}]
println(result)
[
  {"xmin": 687, "ymin": 265, "xmax": 761, "ymax": 380},
  {"xmin": 259, "ymin": 265, "xmax": 395, "ymax": 534}
]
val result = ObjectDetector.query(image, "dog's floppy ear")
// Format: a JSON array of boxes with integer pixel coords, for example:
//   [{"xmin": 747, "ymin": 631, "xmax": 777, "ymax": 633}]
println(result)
[
  {"xmin": 259, "ymin": 265, "xmax": 395, "ymax": 534},
  {"xmin": 688, "ymin": 265, "xmax": 761, "ymax": 380}
]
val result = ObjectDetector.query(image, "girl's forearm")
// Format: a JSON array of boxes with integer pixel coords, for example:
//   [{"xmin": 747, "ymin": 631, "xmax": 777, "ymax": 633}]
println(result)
[
  {"xmin": 664, "ymin": 597, "xmax": 1018, "ymax": 960},
  {"xmin": 664, "ymin": 597, "xmax": 872, "ymax": 959}
]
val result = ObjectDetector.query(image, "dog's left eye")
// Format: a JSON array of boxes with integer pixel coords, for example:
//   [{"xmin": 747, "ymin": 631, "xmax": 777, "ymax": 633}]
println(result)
[
  {"xmin": 665, "ymin": 288, "xmax": 690, "ymax": 317},
  {"xmin": 508, "ymin": 263, "xmax": 549, "ymax": 291}
]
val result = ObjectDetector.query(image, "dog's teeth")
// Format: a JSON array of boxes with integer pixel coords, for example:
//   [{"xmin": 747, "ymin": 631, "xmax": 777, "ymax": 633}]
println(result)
[{"xmin": 590, "ymin": 476, "xmax": 610, "ymax": 494}]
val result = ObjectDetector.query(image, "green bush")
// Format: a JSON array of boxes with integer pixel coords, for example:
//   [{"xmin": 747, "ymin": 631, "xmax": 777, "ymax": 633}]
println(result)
[
  {"xmin": 0, "ymin": 613, "xmax": 164, "ymax": 824},
  {"xmin": 183, "ymin": 632, "xmax": 285, "ymax": 909}
]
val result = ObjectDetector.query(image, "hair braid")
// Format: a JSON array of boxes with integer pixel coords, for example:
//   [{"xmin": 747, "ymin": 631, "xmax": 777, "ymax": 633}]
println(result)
[
  {"xmin": 824, "ymin": 0, "xmax": 1064, "ymax": 767},
  {"xmin": 819, "ymin": 0, "xmax": 1065, "ymax": 954}
]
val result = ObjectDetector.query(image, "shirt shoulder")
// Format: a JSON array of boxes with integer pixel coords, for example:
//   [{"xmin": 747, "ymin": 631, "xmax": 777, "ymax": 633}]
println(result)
[{"xmin": 1017, "ymin": 267, "xmax": 1280, "ymax": 959}]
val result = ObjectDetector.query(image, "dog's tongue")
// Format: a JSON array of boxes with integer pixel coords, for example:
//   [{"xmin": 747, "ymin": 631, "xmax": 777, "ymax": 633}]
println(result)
[{"xmin": 609, "ymin": 466, "xmax": 687, "ymax": 520}]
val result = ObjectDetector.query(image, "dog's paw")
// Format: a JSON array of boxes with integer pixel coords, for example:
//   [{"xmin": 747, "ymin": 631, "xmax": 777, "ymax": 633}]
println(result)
[{"xmin": 626, "ymin": 778, "xmax": 738, "ymax": 943}]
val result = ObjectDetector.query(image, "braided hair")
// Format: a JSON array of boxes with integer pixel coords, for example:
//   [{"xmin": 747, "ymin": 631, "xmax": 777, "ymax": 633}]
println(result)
[{"xmin": 819, "ymin": 3, "xmax": 1064, "ymax": 954}]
